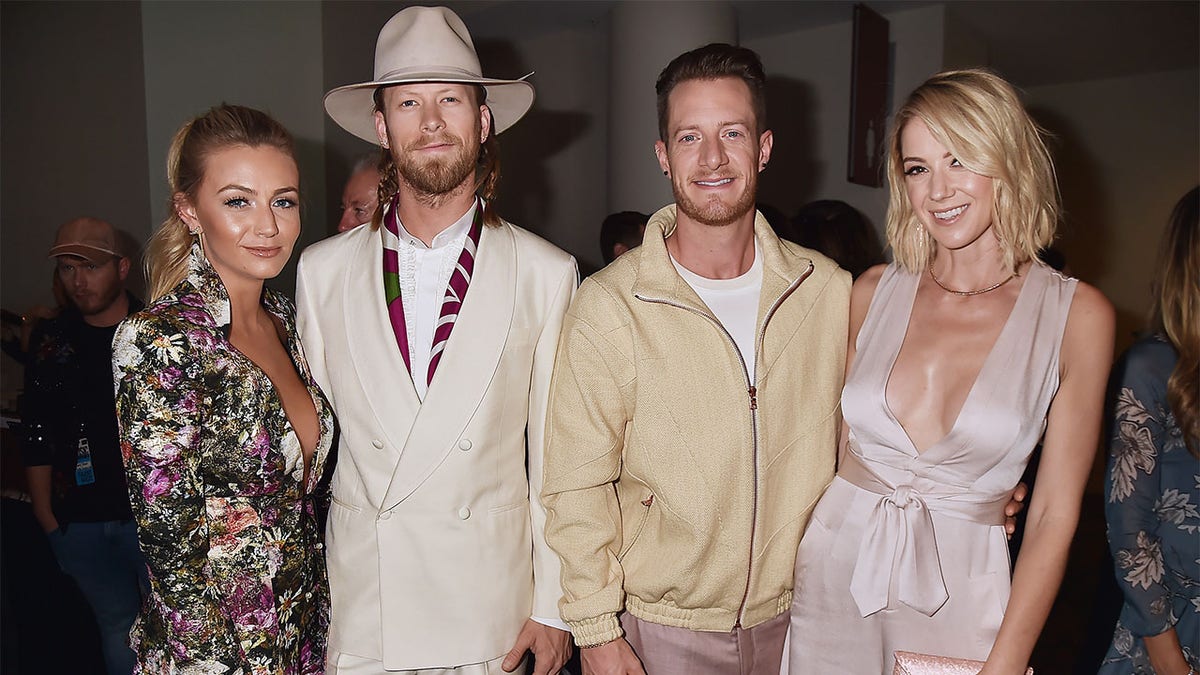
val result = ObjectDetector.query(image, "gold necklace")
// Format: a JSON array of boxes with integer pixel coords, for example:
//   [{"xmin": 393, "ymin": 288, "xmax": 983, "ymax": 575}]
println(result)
[{"xmin": 927, "ymin": 260, "xmax": 1018, "ymax": 296}]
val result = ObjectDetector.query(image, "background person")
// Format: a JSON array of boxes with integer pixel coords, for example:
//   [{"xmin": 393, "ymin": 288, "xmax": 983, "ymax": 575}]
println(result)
[
  {"xmin": 113, "ymin": 104, "xmax": 334, "ymax": 673},
  {"xmin": 21, "ymin": 216, "xmax": 147, "ymax": 675},
  {"xmin": 1099, "ymin": 186, "xmax": 1199, "ymax": 674},
  {"xmin": 598, "ymin": 210, "xmax": 647, "ymax": 265},
  {"xmin": 337, "ymin": 154, "xmax": 381, "ymax": 233},
  {"xmin": 788, "ymin": 199, "xmax": 885, "ymax": 279},
  {"xmin": 788, "ymin": 69, "xmax": 1115, "ymax": 674}
]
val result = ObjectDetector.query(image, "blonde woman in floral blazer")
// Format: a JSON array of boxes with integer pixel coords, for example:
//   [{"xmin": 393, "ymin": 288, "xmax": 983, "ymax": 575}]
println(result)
[{"xmin": 114, "ymin": 105, "xmax": 333, "ymax": 674}]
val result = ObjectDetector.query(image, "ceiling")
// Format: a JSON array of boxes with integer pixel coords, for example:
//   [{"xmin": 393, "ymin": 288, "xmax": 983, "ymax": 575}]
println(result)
[{"xmin": 453, "ymin": 0, "xmax": 1199, "ymax": 87}]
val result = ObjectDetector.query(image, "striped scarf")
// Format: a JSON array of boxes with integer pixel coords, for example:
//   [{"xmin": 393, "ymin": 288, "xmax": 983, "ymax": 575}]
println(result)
[{"xmin": 381, "ymin": 195, "xmax": 483, "ymax": 386}]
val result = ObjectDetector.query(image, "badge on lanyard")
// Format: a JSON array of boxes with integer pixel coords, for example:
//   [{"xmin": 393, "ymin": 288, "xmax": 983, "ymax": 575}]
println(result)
[{"xmin": 75, "ymin": 437, "xmax": 96, "ymax": 486}]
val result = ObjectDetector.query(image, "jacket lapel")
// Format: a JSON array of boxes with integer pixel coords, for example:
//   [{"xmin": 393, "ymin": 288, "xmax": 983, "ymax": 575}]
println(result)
[
  {"xmin": 344, "ymin": 227, "xmax": 422, "ymax": 461},
  {"xmin": 379, "ymin": 224, "xmax": 516, "ymax": 509}
]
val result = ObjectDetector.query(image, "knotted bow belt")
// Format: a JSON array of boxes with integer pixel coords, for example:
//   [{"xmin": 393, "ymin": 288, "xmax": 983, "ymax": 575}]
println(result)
[{"xmin": 839, "ymin": 448, "xmax": 1010, "ymax": 618}]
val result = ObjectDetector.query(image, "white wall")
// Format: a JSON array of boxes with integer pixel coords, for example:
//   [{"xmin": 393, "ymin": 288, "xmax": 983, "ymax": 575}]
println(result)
[
  {"xmin": 140, "ymin": 0, "xmax": 327, "ymax": 294},
  {"xmin": 1025, "ymin": 68, "xmax": 1200, "ymax": 352}
]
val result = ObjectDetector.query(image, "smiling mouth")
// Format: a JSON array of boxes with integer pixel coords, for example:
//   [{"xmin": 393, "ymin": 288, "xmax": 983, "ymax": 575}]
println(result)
[
  {"xmin": 693, "ymin": 177, "xmax": 734, "ymax": 187},
  {"xmin": 933, "ymin": 205, "xmax": 967, "ymax": 220},
  {"xmin": 246, "ymin": 247, "xmax": 282, "ymax": 258}
]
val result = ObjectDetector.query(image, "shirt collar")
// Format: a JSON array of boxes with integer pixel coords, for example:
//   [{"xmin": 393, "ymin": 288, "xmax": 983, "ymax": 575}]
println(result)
[{"xmin": 395, "ymin": 199, "xmax": 478, "ymax": 250}]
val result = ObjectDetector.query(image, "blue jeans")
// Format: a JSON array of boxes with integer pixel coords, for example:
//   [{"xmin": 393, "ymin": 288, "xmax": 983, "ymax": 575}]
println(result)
[{"xmin": 49, "ymin": 520, "xmax": 148, "ymax": 675}]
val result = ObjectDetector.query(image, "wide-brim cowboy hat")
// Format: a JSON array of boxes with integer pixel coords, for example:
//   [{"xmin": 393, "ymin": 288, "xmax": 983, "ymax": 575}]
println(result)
[{"xmin": 325, "ymin": 5, "xmax": 534, "ymax": 144}]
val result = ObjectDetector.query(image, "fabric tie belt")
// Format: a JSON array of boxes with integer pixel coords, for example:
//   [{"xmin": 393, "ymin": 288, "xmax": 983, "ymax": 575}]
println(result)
[{"xmin": 839, "ymin": 448, "xmax": 1009, "ymax": 618}]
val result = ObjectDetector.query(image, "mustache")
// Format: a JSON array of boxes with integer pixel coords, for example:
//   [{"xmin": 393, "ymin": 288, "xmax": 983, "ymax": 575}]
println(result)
[{"xmin": 403, "ymin": 134, "xmax": 463, "ymax": 152}]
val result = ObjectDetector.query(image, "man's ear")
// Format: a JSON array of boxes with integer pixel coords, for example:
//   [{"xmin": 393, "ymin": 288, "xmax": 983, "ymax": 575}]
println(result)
[
  {"xmin": 654, "ymin": 140, "xmax": 670, "ymax": 175},
  {"xmin": 757, "ymin": 129, "xmax": 774, "ymax": 171},
  {"xmin": 116, "ymin": 257, "xmax": 131, "ymax": 282},
  {"xmin": 374, "ymin": 110, "xmax": 390, "ymax": 148},
  {"xmin": 479, "ymin": 104, "xmax": 493, "ymax": 143}
]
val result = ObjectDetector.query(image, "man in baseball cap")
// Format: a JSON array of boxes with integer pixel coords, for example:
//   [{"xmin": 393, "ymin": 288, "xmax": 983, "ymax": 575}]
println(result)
[
  {"xmin": 23, "ymin": 216, "xmax": 147, "ymax": 675},
  {"xmin": 297, "ymin": 6, "xmax": 576, "ymax": 675}
]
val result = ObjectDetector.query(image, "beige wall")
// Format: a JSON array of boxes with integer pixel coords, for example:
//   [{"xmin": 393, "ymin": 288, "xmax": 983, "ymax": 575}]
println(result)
[{"xmin": 1025, "ymin": 68, "xmax": 1200, "ymax": 354}]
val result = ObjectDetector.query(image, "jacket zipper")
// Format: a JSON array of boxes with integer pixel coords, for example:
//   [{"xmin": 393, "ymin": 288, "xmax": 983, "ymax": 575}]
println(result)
[{"xmin": 635, "ymin": 260, "xmax": 814, "ymax": 627}]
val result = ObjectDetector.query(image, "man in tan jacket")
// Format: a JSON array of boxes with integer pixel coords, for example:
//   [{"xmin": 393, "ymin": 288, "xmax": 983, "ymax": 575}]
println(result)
[{"xmin": 542, "ymin": 44, "xmax": 851, "ymax": 674}]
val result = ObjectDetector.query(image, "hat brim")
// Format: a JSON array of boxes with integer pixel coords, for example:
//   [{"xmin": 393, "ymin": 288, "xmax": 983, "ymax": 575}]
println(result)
[
  {"xmin": 48, "ymin": 244, "xmax": 121, "ymax": 265},
  {"xmin": 325, "ymin": 74, "xmax": 535, "ymax": 144}
]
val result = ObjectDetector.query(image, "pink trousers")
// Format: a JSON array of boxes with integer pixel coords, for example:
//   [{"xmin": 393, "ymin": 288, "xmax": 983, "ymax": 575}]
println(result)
[{"xmin": 620, "ymin": 611, "xmax": 789, "ymax": 675}]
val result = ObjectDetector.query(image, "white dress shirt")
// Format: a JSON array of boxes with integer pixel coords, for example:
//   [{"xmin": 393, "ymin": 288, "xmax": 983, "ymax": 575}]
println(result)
[{"xmin": 393, "ymin": 202, "xmax": 475, "ymax": 400}]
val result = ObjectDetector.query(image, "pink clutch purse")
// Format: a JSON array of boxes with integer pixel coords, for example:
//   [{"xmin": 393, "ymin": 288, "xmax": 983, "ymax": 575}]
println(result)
[{"xmin": 893, "ymin": 651, "xmax": 1034, "ymax": 675}]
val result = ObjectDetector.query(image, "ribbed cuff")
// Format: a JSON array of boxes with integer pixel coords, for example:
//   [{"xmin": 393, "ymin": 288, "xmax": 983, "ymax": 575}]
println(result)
[{"xmin": 567, "ymin": 613, "xmax": 622, "ymax": 648}]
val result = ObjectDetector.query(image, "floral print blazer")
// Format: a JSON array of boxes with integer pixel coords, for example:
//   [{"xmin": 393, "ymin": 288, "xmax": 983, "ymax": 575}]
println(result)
[
  {"xmin": 1100, "ymin": 335, "xmax": 1199, "ymax": 673},
  {"xmin": 114, "ymin": 246, "xmax": 334, "ymax": 675}
]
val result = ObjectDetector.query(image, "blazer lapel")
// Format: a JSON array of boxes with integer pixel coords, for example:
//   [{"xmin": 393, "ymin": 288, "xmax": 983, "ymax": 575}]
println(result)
[
  {"xmin": 380, "ymin": 224, "xmax": 516, "ymax": 509},
  {"xmin": 344, "ymin": 227, "xmax": 422, "ymax": 462}
]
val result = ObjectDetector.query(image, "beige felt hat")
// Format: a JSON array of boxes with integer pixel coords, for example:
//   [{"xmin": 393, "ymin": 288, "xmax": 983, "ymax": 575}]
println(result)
[{"xmin": 324, "ymin": 5, "xmax": 534, "ymax": 144}]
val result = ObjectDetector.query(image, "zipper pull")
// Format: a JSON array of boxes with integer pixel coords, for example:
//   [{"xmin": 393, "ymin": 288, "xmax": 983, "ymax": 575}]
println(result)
[{"xmin": 748, "ymin": 386, "xmax": 758, "ymax": 411}]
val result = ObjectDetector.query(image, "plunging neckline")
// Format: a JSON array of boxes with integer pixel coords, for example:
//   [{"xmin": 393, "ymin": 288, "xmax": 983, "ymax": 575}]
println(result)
[
  {"xmin": 880, "ymin": 263, "xmax": 1039, "ymax": 458},
  {"xmin": 227, "ymin": 310, "xmax": 324, "ymax": 492}
]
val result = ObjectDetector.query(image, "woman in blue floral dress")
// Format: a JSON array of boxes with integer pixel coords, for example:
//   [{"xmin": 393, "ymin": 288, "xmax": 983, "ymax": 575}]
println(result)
[
  {"xmin": 113, "ymin": 104, "xmax": 333, "ymax": 674},
  {"xmin": 1100, "ymin": 186, "xmax": 1199, "ymax": 674}
]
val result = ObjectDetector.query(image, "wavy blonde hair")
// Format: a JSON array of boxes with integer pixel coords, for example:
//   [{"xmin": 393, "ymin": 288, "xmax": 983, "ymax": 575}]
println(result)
[
  {"xmin": 1151, "ymin": 186, "xmax": 1199, "ymax": 456},
  {"xmin": 885, "ymin": 69, "xmax": 1059, "ymax": 274},
  {"xmin": 145, "ymin": 104, "xmax": 295, "ymax": 300}
]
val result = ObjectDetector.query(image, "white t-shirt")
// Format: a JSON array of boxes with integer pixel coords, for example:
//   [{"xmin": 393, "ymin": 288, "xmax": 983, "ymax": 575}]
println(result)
[{"xmin": 671, "ymin": 243, "xmax": 764, "ymax": 381}]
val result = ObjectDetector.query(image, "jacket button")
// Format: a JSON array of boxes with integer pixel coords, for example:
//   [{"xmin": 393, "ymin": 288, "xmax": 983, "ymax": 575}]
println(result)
[
  {"xmin": 458, "ymin": 439, "xmax": 472, "ymax": 451},
  {"xmin": 372, "ymin": 439, "xmax": 384, "ymax": 449},
  {"xmin": 378, "ymin": 511, "xmax": 392, "ymax": 521},
  {"xmin": 458, "ymin": 507, "xmax": 471, "ymax": 520}
]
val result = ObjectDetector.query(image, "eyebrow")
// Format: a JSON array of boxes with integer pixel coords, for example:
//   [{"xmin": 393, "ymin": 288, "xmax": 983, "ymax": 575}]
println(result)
[
  {"xmin": 901, "ymin": 151, "xmax": 953, "ymax": 163},
  {"xmin": 217, "ymin": 184, "xmax": 299, "ymax": 195}
]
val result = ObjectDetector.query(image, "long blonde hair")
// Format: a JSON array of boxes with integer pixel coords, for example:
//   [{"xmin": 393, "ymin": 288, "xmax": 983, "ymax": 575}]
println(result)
[
  {"xmin": 885, "ymin": 69, "xmax": 1059, "ymax": 274},
  {"xmin": 146, "ymin": 104, "xmax": 295, "ymax": 300},
  {"xmin": 1152, "ymin": 186, "xmax": 1199, "ymax": 455}
]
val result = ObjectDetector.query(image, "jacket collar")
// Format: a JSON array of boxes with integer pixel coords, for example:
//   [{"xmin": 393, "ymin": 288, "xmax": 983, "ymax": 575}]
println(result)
[
  {"xmin": 184, "ymin": 243, "xmax": 289, "ymax": 335},
  {"xmin": 632, "ymin": 204, "xmax": 815, "ymax": 315}
]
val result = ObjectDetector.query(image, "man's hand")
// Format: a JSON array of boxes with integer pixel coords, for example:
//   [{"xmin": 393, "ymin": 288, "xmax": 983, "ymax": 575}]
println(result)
[
  {"xmin": 580, "ymin": 638, "xmax": 646, "ymax": 675},
  {"xmin": 1004, "ymin": 481, "xmax": 1029, "ymax": 539},
  {"xmin": 502, "ymin": 619, "xmax": 572, "ymax": 675}
]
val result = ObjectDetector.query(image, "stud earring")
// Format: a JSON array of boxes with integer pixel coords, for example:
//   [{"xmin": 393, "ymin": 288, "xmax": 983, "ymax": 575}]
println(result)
[{"xmin": 663, "ymin": 170, "xmax": 668, "ymax": 177}]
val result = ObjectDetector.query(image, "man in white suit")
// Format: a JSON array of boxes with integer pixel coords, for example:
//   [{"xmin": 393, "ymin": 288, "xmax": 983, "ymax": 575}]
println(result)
[{"xmin": 297, "ymin": 7, "xmax": 576, "ymax": 674}]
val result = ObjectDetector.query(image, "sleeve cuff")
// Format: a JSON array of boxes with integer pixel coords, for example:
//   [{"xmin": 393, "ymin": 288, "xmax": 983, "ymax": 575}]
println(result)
[
  {"xmin": 567, "ymin": 613, "xmax": 622, "ymax": 648},
  {"xmin": 531, "ymin": 614, "xmax": 571, "ymax": 633}
]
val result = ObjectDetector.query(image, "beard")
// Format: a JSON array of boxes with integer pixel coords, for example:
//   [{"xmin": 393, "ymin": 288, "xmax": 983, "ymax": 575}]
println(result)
[
  {"xmin": 395, "ymin": 133, "xmax": 478, "ymax": 197},
  {"xmin": 72, "ymin": 280, "xmax": 123, "ymax": 318},
  {"xmin": 672, "ymin": 171, "xmax": 758, "ymax": 228}
]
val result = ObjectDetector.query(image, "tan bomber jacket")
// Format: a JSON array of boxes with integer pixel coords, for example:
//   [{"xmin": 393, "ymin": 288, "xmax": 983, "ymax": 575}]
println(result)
[{"xmin": 542, "ymin": 205, "xmax": 851, "ymax": 647}]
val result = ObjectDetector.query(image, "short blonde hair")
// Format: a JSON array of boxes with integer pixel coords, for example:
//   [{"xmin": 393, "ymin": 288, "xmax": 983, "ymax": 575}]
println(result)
[{"xmin": 885, "ymin": 69, "xmax": 1059, "ymax": 273}]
